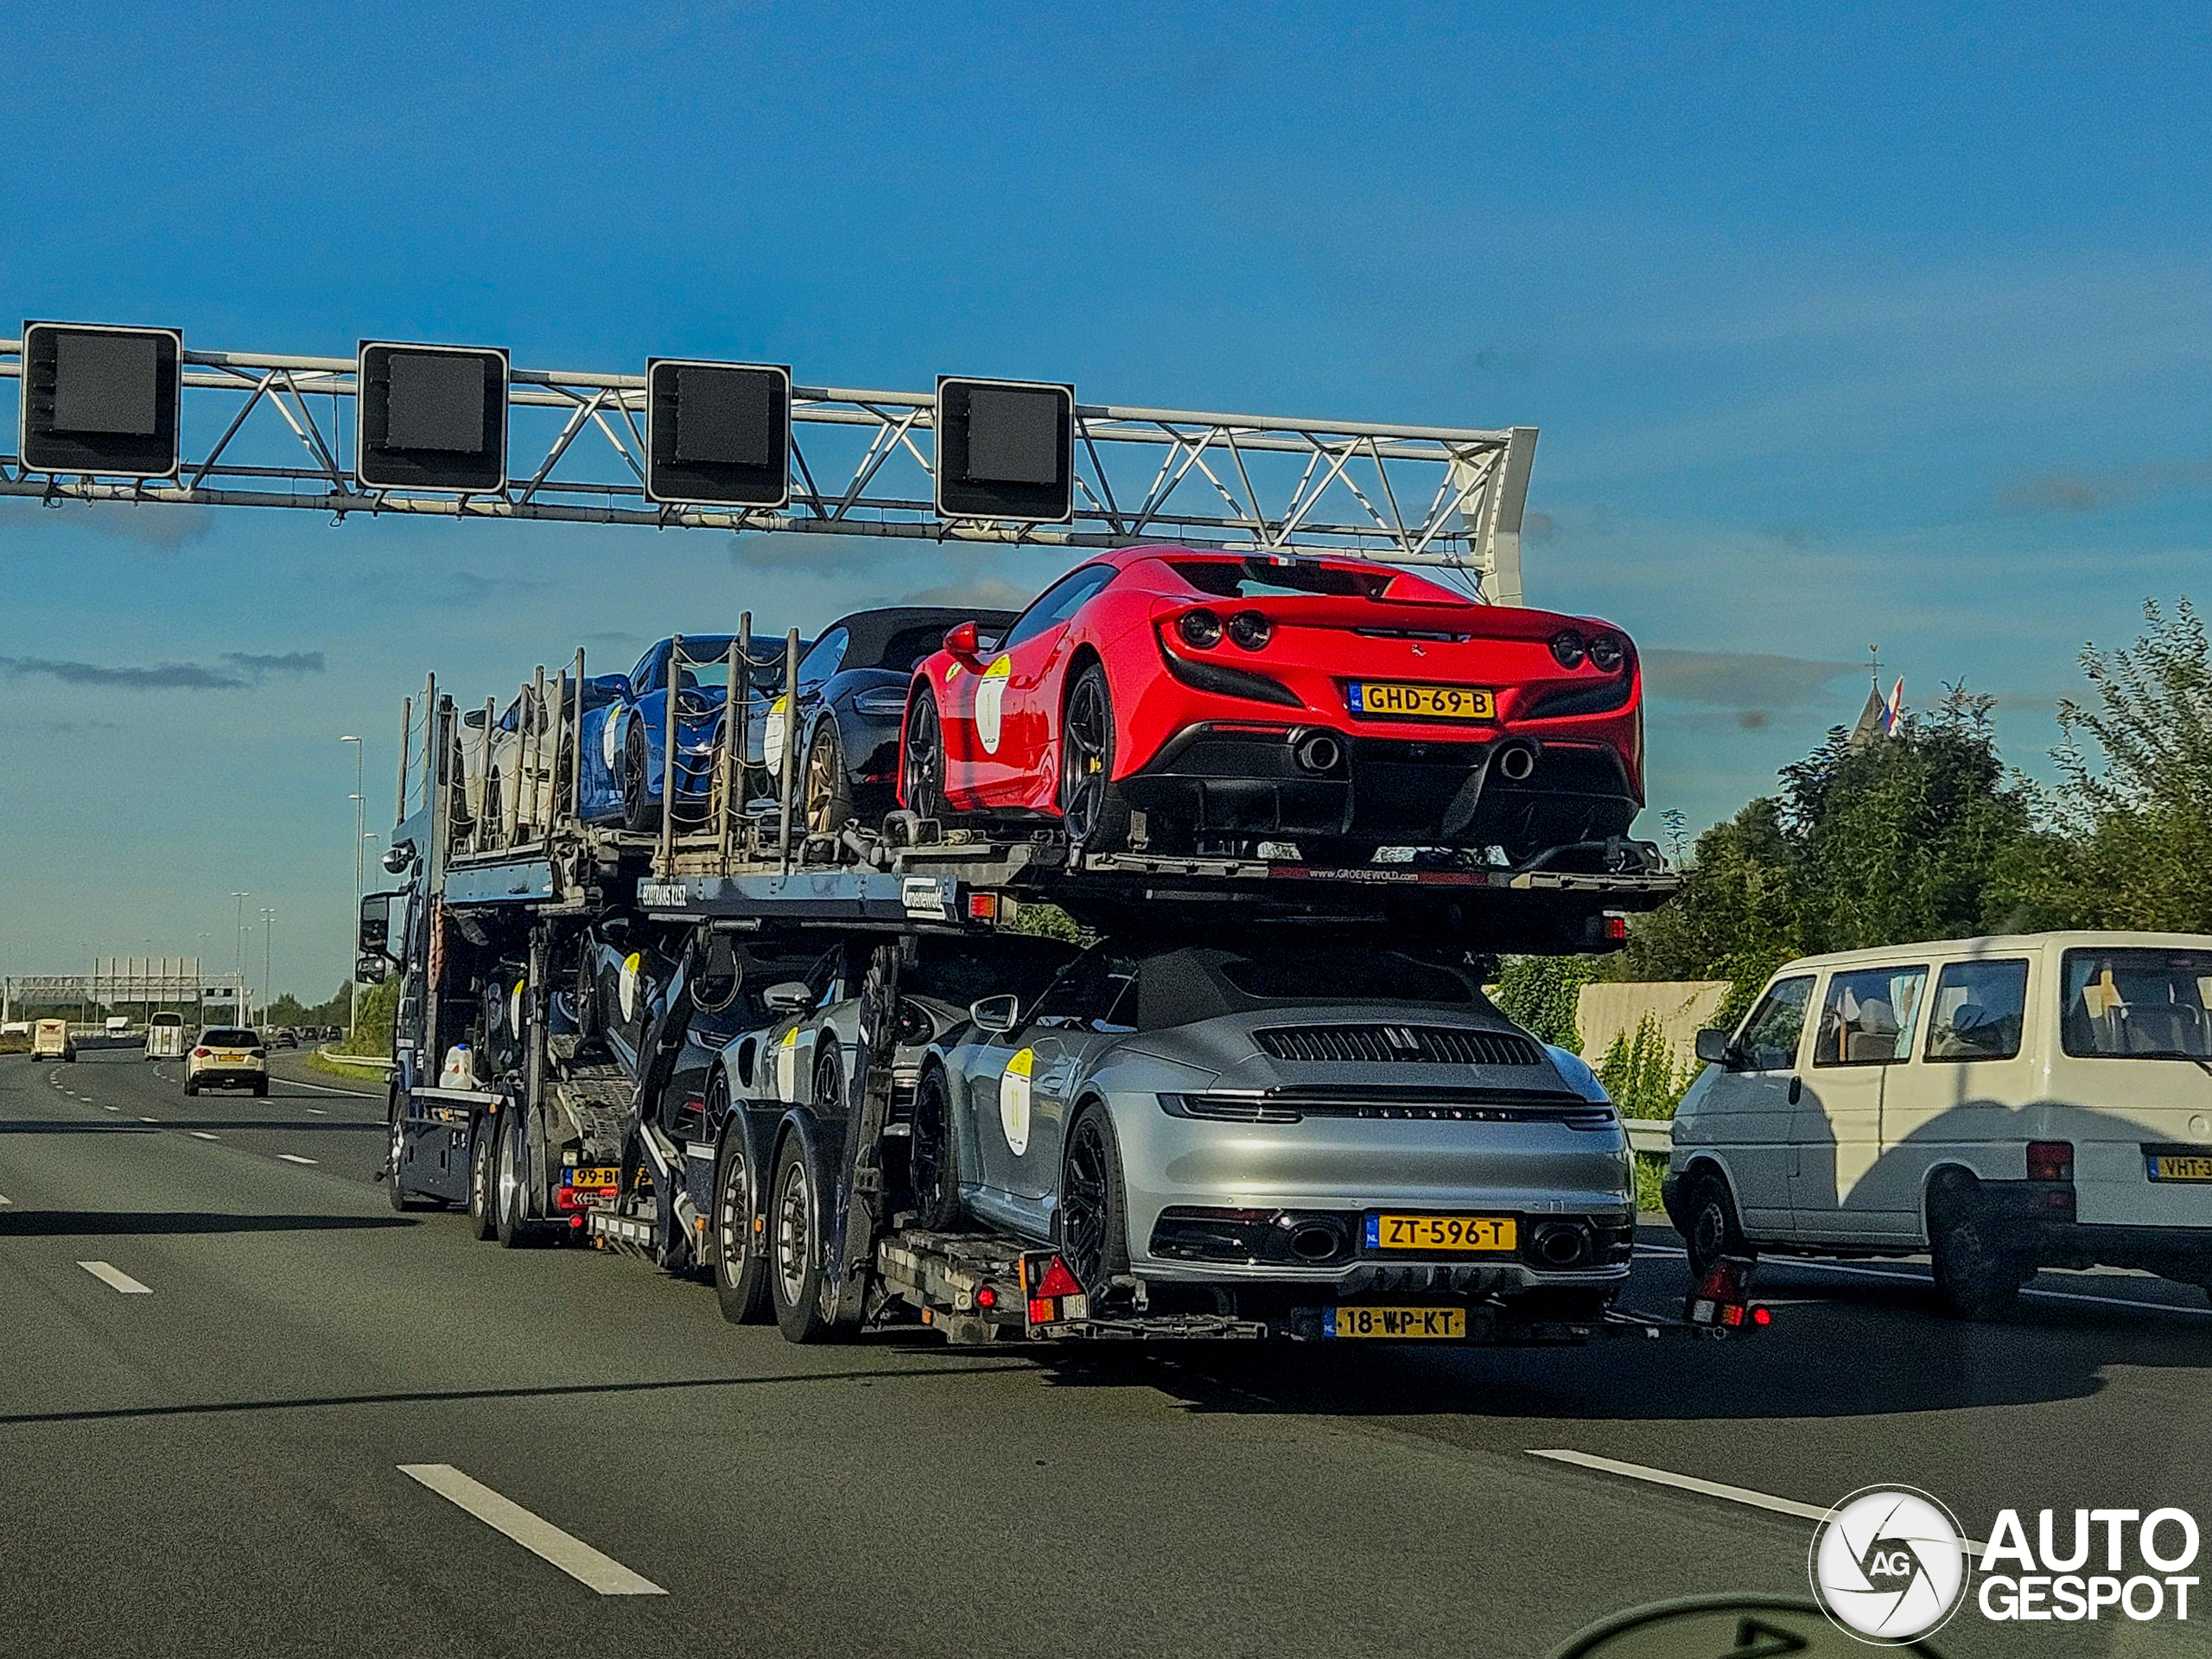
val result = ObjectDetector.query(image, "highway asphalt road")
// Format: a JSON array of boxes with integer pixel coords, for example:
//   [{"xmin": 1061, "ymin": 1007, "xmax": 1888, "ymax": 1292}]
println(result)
[{"xmin": 5, "ymin": 1049, "xmax": 2209, "ymax": 1656}]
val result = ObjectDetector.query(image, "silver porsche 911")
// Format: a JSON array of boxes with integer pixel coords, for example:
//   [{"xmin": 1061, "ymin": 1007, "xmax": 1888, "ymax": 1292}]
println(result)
[{"xmin": 906, "ymin": 940, "xmax": 1636, "ymax": 1331}]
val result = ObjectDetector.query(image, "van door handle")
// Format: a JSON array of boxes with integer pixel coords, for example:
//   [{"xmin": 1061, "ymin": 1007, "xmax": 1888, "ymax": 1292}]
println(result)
[{"xmin": 1788, "ymin": 1076, "xmax": 1802, "ymax": 1104}]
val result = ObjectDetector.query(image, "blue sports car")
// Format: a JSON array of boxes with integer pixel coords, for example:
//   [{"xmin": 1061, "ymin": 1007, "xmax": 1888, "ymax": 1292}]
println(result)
[{"xmin": 578, "ymin": 635, "xmax": 798, "ymax": 832}]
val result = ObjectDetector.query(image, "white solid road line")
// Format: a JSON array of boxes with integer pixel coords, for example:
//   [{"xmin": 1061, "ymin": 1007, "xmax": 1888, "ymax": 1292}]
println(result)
[
  {"xmin": 1637, "ymin": 1242, "xmax": 2212, "ymax": 1319},
  {"xmin": 397, "ymin": 1465, "xmax": 666, "ymax": 1595},
  {"xmin": 78, "ymin": 1262, "xmax": 154, "ymax": 1295},
  {"xmin": 276, "ymin": 1154, "xmax": 319, "ymax": 1166},
  {"xmin": 279, "ymin": 1073, "xmax": 382, "ymax": 1098},
  {"xmin": 189, "ymin": 1131, "xmax": 219, "ymax": 1141},
  {"xmin": 1529, "ymin": 1449, "xmax": 1988, "ymax": 1554}
]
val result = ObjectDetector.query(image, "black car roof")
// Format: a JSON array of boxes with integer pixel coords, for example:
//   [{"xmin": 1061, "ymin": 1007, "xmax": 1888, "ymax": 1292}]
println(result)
[{"xmin": 822, "ymin": 606, "xmax": 1022, "ymax": 670}]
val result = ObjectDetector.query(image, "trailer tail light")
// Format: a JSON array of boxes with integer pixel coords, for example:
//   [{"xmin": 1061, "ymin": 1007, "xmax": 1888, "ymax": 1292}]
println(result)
[
  {"xmin": 2027, "ymin": 1139, "xmax": 2074, "ymax": 1183},
  {"xmin": 966, "ymin": 893, "xmax": 1000, "ymax": 923},
  {"xmin": 974, "ymin": 1284, "xmax": 997, "ymax": 1310},
  {"xmin": 1685, "ymin": 1256, "xmax": 1766, "ymax": 1336},
  {"xmin": 1019, "ymin": 1252, "xmax": 1090, "ymax": 1330}
]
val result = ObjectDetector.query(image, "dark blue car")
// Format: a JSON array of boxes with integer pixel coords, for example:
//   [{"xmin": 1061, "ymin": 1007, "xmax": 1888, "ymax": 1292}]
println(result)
[{"xmin": 579, "ymin": 635, "xmax": 798, "ymax": 832}]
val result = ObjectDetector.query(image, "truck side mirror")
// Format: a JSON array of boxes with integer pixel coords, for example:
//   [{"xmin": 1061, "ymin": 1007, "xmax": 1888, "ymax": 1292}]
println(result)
[
  {"xmin": 1694, "ymin": 1027, "xmax": 1736, "ymax": 1069},
  {"xmin": 356, "ymin": 953, "xmax": 391, "ymax": 986},
  {"xmin": 969, "ymin": 993, "xmax": 1020, "ymax": 1036},
  {"xmin": 359, "ymin": 893, "xmax": 393, "ymax": 957}
]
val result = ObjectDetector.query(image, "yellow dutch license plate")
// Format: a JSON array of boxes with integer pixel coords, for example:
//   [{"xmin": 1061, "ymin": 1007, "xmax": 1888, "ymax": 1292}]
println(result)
[
  {"xmin": 1346, "ymin": 682, "xmax": 1497, "ymax": 721},
  {"xmin": 216, "ymin": 1052, "xmax": 249, "ymax": 1065},
  {"xmin": 1328, "ymin": 1306, "xmax": 1468, "ymax": 1340},
  {"xmin": 1367, "ymin": 1213, "xmax": 1516, "ymax": 1252},
  {"xmin": 568, "ymin": 1166, "xmax": 621, "ymax": 1189},
  {"xmin": 2148, "ymin": 1154, "xmax": 2212, "ymax": 1183}
]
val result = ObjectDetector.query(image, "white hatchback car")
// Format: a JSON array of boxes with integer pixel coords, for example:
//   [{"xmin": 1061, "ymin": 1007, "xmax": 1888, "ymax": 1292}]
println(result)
[{"xmin": 1664, "ymin": 931, "xmax": 2212, "ymax": 1317}]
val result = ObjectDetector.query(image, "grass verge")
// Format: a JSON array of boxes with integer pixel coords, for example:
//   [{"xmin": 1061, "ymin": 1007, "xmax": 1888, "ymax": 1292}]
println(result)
[{"xmin": 307, "ymin": 1051, "xmax": 390, "ymax": 1085}]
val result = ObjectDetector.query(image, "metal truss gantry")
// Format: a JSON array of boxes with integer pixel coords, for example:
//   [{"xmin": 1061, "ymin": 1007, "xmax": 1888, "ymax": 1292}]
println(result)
[{"xmin": 0, "ymin": 338, "xmax": 1536, "ymax": 602}]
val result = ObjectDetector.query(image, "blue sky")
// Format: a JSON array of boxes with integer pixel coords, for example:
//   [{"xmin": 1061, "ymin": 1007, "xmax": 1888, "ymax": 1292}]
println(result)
[{"xmin": 3, "ymin": 2, "xmax": 2209, "ymax": 993}]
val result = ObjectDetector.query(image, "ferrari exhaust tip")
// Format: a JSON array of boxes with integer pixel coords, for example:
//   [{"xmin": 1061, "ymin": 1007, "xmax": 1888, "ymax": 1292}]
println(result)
[
  {"xmin": 1494, "ymin": 740, "xmax": 1540, "ymax": 783},
  {"xmin": 1292, "ymin": 731, "xmax": 1343, "ymax": 774}
]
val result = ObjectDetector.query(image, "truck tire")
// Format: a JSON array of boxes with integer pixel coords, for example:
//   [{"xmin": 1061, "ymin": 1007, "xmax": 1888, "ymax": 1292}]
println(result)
[
  {"xmin": 908, "ymin": 1066, "xmax": 962, "ymax": 1231},
  {"xmin": 1679, "ymin": 1166, "xmax": 1752, "ymax": 1279},
  {"xmin": 712, "ymin": 1103, "xmax": 771, "ymax": 1325},
  {"xmin": 494, "ymin": 1105, "xmax": 540, "ymax": 1248},
  {"xmin": 768, "ymin": 1128, "xmax": 836, "ymax": 1344},
  {"xmin": 467, "ymin": 1115, "xmax": 499, "ymax": 1241},
  {"xmin": 386, "ymin": 1110, "xmax": 419, "ymax": 1212},
  {"xmin": 1058, "ymin": 1100, "xmax": 1130, "ymax": 1293},
  {"xmin": 1929, "ymin": 1180, "xmax": 2028, "ymax": 1319}
]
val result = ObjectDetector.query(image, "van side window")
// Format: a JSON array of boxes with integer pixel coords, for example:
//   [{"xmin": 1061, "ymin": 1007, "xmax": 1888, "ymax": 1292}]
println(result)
[
  {"xmin": 1736, "ymin": 976, "xmax": 1815, "ymax": 1070},
  {"xmin": 1925, "ymin": 959, "xmax": 2029, "ymax": 1061},
  {"xmin": 1814, "ymin": 966, "xmax": 1927, "ymax": 1066}
]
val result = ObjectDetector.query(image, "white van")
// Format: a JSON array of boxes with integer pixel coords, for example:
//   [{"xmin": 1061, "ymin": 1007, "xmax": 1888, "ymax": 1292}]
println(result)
[
  {"xmin": 32, "ymin": 1019, "xmax": 76, "ymax": 1062},
  {"xmin": 147, "ymin": 1012, "xmax": 187, "ymax": 1060},
  {"xmin": 1664, "ymin": 931, "xmax": 2212, "ymax": 1318}
]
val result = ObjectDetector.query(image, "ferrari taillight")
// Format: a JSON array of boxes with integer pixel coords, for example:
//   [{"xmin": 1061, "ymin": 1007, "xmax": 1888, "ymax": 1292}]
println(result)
[
  {"xmin": 1227, "ymin": 609, "xmax": 1273, "ymax": 651},
  {"xmin": 1177, "ymin": 608, "xmax": 1224, "ymax": 649}
]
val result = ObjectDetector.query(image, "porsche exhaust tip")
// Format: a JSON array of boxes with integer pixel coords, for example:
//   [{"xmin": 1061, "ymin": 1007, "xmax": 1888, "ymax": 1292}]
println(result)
[
  {"xmin": 1493, "ymin": 740, "xmax": 1540, "ymax": 783},
  {"xmin": 1531, "ymin": 1221, "xmax": 1591, "ymax": 1268}
]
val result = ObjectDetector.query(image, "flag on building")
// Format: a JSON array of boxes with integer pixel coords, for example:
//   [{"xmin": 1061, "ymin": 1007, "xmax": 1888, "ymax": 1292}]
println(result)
[{"xmin": 1847, "ymin": 677, "xmax": 1905, "ymax": 750}]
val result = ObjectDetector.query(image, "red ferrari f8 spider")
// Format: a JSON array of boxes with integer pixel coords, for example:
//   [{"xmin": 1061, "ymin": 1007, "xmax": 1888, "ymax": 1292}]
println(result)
[{"xmin": 899, "ymin": 545, "xmax": 1643, "ymax": 861}]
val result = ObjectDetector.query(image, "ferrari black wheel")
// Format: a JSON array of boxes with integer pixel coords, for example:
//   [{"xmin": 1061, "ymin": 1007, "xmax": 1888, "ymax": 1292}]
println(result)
[
  {"xmin": 1059, "ymin": 664, "xmax": 1132, "ymax": 855},
  {"xmin": 900, "ymin": 690, "xmax": 947, "ymax": 823}
]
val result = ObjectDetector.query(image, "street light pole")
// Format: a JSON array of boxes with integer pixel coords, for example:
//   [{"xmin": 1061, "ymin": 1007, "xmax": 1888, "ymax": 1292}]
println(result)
[
  {"xmin": 341, "ymin": 734, "xmax": 365, "ymax": 1040},
  {"xmin": 260, "ymin": 907, "xmax": 276, "ymax": 1027},
  {"xmin": 231, "ymin": 892, "xmax": 250, "ymax": 1022}
]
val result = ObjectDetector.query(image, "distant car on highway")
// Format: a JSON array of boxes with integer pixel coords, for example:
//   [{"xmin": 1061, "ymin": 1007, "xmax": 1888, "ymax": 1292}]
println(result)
[
  {"xmin": 789, "ymin": 606, "xmax": 1020, "ymax": 834},
  {"xmin": 147, "ymin": 1011, "xmax": 187, "ymax": 1060},
  {"xmin": 269, "ymin": 1027, "xmax": 299, "ymax": 1049},
  {"xmin": 1669, "ymin": 930, "xmax": 2212, "ymax": 1319},
  {"xmin": 32, "ymin": 1019, "xmax": 75, "ymax": 1062},
  {"xmin": 187, "ymin": 1027, "xmax": 268, "ymax": 1096}
]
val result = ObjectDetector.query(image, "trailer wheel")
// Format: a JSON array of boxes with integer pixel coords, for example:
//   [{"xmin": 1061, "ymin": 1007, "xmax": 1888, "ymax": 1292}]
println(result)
[
  {"xmin": 467, "ymin": 1115, "xmax": 499, "ymax": 1241},
  {"xmin": 1059, "ymin": 1101, "xmax": 1130, "ymax": 1293},
  {"xmin": 909, "ymin": 1066, "xmax": 962, "ymax": 1231},
  {"xmin": 768, "ymin": 1130, "xmax": 835, "ymax": 1343},
  {"xmin": 712, "ymin": 1105, "xmax": 771, "ymax": 1325},
  {"xmin": 494, "ymin": 1105, "xmax": 539, "ymax": 1248}
]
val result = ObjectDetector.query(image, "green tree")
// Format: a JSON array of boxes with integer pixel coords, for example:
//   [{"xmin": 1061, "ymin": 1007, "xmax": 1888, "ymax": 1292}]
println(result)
[
  {"xmin": 1491, "ymin": 955, "xmax": 1594, "ymax": 1050},
  {"xmin": 1624, "ymin": 684, "xmax": 2034, "ymax": 1017},
  {"xmin": 1999, "ymin": 599, "xmax": 2212, "ymax": 931}
]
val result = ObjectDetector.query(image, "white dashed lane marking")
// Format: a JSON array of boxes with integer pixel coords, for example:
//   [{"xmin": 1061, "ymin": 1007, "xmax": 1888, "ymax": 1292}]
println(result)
[
  {"xmin": 1528, "ymin": 1449, "xmax": 1989, "ymax": 1553},
  {"xmin": 189, "ymin": 1132, "xmax": 219, "ymax": 1141},
  {"xmin": 138, "ymin": 1116, "xmax": 159, "ymax": 1124},
  {"xmin": 397, "ymin": 1465, "xmax": 666, "ymax": 1595},
  {"xmin": 307, "ymin": 1107, "xmax": 328, "ymax": 1115},
  {"xmin": 78, "ymin": 1262, "xmax": 153, "ymax": 1295},
  {"xmin": 277, "ymin": 1154, "xmax": 318, "ymax": 1166}
]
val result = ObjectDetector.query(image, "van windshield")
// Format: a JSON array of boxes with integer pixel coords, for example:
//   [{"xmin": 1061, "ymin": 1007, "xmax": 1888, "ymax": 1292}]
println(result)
[{"xmin": 2061, "ymin": 949, "xmax": 2212, "ymax": 1059}]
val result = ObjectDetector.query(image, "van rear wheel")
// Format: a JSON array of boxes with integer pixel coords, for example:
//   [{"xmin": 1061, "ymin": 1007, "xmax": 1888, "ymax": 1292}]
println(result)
[{"xmin": 1929, "ymin": 1185, "xmax": 2029, "ymax": 1319}]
